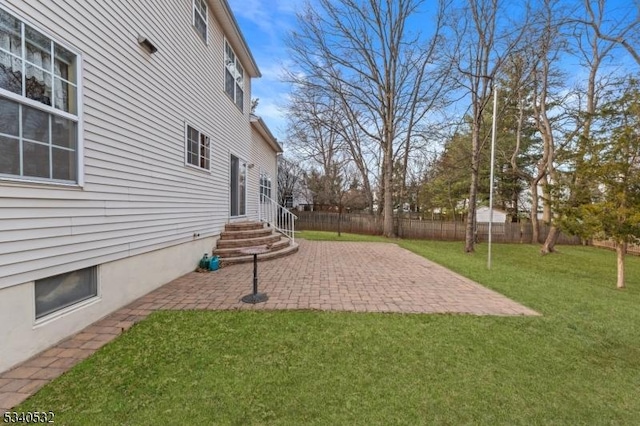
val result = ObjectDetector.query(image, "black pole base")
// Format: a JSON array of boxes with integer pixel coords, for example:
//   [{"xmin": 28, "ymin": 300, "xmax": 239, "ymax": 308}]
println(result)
[{"xmin": 241, "ymin": 293, "xmax": 269, "ymax": 304}]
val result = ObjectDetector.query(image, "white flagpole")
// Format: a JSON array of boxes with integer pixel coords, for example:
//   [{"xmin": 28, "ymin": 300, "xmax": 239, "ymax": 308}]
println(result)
[{"xmin": 488, "ymin": 86, "xmax": 498, "ymax": 270}]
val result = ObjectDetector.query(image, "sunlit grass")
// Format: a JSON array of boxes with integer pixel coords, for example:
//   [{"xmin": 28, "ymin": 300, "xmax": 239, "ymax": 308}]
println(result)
[{"xmin": 17, "ymin": 232, "xmax": 640, "ymax": 424}]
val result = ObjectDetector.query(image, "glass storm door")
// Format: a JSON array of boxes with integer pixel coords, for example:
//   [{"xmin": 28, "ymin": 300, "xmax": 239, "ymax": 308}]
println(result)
[{"xmin": 230, "ymin": 154, "xmax": 246, "ymax": 216}]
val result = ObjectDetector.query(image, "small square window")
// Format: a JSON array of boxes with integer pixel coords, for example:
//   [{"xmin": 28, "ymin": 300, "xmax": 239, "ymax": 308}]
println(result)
[
  {"xmin": 193, "ymin": 0, "xmax": 207, "ymax": 42},
  {"xmin": 186, "ymin": 124, "xmax": 210, "ymax": 171},
  {"xmin": 35, "ymin": 266, "xmax": 98, "ymax": 319}
]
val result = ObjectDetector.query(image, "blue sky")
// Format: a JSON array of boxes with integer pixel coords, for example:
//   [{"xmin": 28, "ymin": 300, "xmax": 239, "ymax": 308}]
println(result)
[
  {"xmin": 228, "ymin": 0, "xmax": 304, "ymax": 141},
  {"xmin": 228, "ymin": 0, "xmax": 639, "ymax": 145}
]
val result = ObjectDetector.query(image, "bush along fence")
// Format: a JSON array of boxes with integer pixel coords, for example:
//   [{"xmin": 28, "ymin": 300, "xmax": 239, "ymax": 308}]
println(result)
[{"xmin": 295, "ymin": 211, "xmax": 583, "ymax": 245}]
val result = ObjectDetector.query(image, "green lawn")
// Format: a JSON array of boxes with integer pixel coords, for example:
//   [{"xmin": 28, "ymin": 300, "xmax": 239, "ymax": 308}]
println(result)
[{"xmin": 17, "ymin": 232, "xmax": 640, "ymax": 425}]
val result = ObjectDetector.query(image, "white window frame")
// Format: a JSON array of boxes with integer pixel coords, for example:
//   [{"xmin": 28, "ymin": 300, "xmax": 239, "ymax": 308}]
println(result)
[
  {"xmin": 192, "ymin": 0, "xmax": 208, "ymax": 43},
  {"xmin": 224, "ymin": 39, "xmax": 244, "ymax": 112},
  {"xmin": 184, "ymin": 123, "xmax": 211, "ymax": 172},
  {"xmin": 34, "ymin": 266, "xmax": 99, "ymax": 321},
  {"xmin": 0, "ymin": 6, "xmax": 84, "ymax": 186},
  {"xmin": 260, "ymin": 169, "xmax": 272, "ymax": 202}
]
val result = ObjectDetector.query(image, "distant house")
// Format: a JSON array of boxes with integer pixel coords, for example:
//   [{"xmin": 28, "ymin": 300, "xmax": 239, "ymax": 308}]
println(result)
[
  {"xmin": 476, "ymin": 206, "xmax": 508, "ymax": 223},
  {"xmin": 0, "ymin": 0, "xmax": 291, "ymax": 373}
]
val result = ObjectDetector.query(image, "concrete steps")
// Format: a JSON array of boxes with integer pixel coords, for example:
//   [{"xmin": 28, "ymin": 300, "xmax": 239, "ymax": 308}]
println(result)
[
  {"xmin": 214, "ymin": 221, "xmax": 298, "ymax": 266},
  {"xmin": 216, "ymin": 234, "xmax": 281, "ymax": 249}
]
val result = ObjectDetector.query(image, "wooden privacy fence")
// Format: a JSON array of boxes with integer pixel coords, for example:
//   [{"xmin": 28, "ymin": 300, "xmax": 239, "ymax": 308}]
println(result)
[
  {"xmin": 296, "ymin": 211, "xmax": 582, "ymax": 245},
  {"xmin": 591, "ymin": 240, "xmax": 640, "ymax": 255}
]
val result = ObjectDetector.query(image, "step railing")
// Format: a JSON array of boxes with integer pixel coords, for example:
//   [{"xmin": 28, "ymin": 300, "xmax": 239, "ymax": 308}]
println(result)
[{"xmin": 258, "ymin": 195, "xmax": 298, "ymax": 243}]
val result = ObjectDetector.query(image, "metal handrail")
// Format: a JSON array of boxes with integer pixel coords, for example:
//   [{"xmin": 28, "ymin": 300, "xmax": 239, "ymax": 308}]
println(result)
[{"xmin": 258, "ymin": 195, "xmax": 298, "ymax": 242}]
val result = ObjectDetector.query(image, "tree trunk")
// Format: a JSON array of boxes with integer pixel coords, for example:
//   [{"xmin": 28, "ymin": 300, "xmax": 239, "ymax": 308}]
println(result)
[
  {"xmin": 465, "ymin": 172, "xmax": 478, "ymax": 252},
  {"xmin": 337, "ymin": 205, "xmax": 342, "ymax": 237},
  {"xmin": 366, "ymin": 187, "xmax": 374, "ymax": 215},
  {"xmin": 541, "ymin": 175, "xmax": 552, "ymax": 223},
  {"xmin": 540, "ymin": 225, "xmax": 560, "ymax": 254},
  {"xmin": 465, "ymin": 127, "xmax": 480, "ymax": 253},
  {"xmin": 382, "ymin": 143, "xmax": 395, "ymax": 238},
  {"xmin": 530, "ymin": 181, "xmax": 540, "ymax": 243},
  {"xmin": 616, "ymin": 241, "xmax": 627, "ymax": 289},
  {"xmin": 377, "ymin": 174, "xmax": 385, "ymax": 219}
]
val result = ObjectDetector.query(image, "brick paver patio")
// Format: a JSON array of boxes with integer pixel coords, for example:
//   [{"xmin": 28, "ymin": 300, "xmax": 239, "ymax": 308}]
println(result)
[{"xmin": 0, "ymin": 239, "xmax": 538, "ymax": 412}]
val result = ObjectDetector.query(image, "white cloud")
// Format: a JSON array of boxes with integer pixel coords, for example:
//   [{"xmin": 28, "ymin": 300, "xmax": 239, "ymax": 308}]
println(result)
[
  {"xmin": 228, "ymin": 0, "xmax": 302, "ymax": 42},
  {"xmin": 257, "ymin": 62, "xmax": 287, "ymax": 81},
  {"xmin": 252, "ymin": 91, "xmax": 288, "ymax": 138},
  {"xmin": 257, "ymin": 99, "xmax": 284, "ymax": 122},
  {"xmin": 229, "ymin": 0, "xmax": 275, "ymax": 37}
]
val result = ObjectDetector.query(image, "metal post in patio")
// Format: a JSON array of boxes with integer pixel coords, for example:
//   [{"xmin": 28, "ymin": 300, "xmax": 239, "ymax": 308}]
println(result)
[{"xmin": 240, "ymin": 246, "xmax": 270, "ymax": 304}]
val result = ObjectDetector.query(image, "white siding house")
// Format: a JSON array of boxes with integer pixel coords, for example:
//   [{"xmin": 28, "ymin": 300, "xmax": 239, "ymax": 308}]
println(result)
[
  {"xmin": 250, "ymin": 114, "xmax": 280, "ymax": 211},
  {"xmin": 0, "ymin": 0, "xmax": 283, "ymax": 372}
]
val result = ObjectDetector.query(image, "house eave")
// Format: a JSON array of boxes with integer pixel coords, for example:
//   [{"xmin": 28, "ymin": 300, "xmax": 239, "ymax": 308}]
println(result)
[
  {"xmin": 209, "ymin": 0, "xmax": 261, "ymax": 78},
  {"xmin": 250, "ymin": 114, "xmax": 283, "ymax": 153}
]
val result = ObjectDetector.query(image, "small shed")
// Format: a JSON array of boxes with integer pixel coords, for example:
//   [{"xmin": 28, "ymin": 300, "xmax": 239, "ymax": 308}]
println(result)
[{"xmin": 476, "ymin": 206, "xmax": 507, "ymax": 223}]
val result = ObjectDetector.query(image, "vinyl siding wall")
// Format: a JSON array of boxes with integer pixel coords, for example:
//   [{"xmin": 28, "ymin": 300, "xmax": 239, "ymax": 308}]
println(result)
[
  {"xmin": 249, "ymin": 126, "xmax": 278, "ymax": 213},
  {"xmin": 0, "ymin": 0, "xmax": 267, "ymax": 291}
]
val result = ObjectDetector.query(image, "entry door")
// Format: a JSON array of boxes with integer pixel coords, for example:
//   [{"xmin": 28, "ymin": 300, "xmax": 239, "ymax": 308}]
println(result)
[{"xmin": 230, "ymin": 154, "xmax": 246, "ymax": 216}]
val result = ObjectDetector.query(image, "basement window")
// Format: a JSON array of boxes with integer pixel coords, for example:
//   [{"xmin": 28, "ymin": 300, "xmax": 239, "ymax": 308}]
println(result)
[{"xmin": 35, "ymin": 266, "xmax": 98, "ymax": 319}]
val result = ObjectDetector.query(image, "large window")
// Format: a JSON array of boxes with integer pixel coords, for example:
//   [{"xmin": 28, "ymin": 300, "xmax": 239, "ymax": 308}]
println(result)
[
  {"xmin": 186, "ymin": 124, "xmax": 210, "ymax": 170},
  {"xmin": 230, "ymin": 154, "xmax": 246, "ymax": 216},
  {"xmin": 224, "ymin": 40, "xmax": 244, "ymax": 111},
  {"xmin": 0, "ymin": 8, "xmax": 80, "ymax": 183},
  {"xmin": 192, "ymin": 0, "xmax": 207, "ymax": 42},
  {"xmin": 35, "ymin": 266, "xmax": 98, "ymax": 319}
]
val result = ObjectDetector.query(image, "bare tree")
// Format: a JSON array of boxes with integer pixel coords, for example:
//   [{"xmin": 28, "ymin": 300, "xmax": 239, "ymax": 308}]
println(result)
[
  {"xmin": 448, "ymin": 0, "xmax": 528, "ymax": 252},
  {"xmin": 285, "ymin": 0, "xmax": 450, "ymax": 237},
  {"xmin": 309, "ymin": 162, "xmax": 362, "ymax": 235},
  {"xmin": 553, "ymin": 0, "xmax": 622, "ymax": 249},
  {"xmin": 285, "ymin": 83, "xmax": 378, "ymax": 212},
  {"xmin": 335, "ymin": 110, "xmax": 377, "ymax": 213},
  {"xmin": 501, "ymin": 52, "xmax": 546, "ymax": 243},
  {"xmin": 538, "ymin": 0, "xmax": 628, "ymax": 253},
  {"xmin": 277, "ymin": 155, "xmax": 304, "ymax": 207},
  {"xmin": 581, "ymin": 0, "xmax": 640, "ymax": 66},
  {"xmin": 444, "ymin": 0, "xmax": 526, "ymax": 253},
  {"xmin": 285, "ymin": 85, "xmax": 345, "ymax": 178},
  {"xmin": 526, "ymin": 0, "xmax": 572, "ymax": 254}
]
